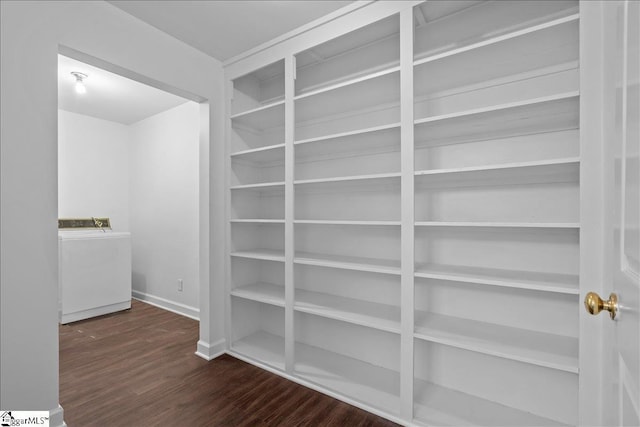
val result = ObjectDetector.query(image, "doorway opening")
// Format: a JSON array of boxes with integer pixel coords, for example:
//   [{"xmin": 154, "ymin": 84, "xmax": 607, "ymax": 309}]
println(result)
[{"xmin": 57, "ymin": 53, "xmax": 202, "ymax": 321}]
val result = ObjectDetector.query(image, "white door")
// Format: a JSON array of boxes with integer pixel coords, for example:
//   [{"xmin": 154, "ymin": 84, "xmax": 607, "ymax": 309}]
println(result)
[
  {"xmin": 609, "ymin": 1, "xmax": 640, "ymax": 424},
  {"xmin": 584, "ymin": 1, "xmax": 640, "ymax": 426}
]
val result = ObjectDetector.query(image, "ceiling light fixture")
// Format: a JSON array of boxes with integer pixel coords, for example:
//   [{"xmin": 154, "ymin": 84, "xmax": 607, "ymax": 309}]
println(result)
[{"xmin": 71, "ymin": 72, "xmax": 88, "ymax": 94}]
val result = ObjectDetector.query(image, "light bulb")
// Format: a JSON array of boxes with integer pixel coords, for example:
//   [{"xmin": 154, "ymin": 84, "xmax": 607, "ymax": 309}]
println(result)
[
  {"xmin": 71, "ymin": 72, "xmax": 88, "ymax": 95},
  {"xmin": 75, "ymin": 80, "xmax": 86, "ymax": 94}
]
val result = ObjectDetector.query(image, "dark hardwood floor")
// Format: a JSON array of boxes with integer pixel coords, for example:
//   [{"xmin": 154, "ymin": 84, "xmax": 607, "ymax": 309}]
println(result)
[{"xmin": 59, "ymin": 300, "xmax": 399, "ymax": 426}]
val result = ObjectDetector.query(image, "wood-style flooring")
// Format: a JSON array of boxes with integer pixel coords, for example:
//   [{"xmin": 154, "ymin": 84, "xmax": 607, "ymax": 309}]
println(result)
[{"xmin": 59, "ymin": 300, "xmax": 399, "ymax": 426}]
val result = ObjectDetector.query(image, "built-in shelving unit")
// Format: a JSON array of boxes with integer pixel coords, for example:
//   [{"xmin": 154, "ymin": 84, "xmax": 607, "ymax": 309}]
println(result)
[
  {"xmin": 229, "ymin": 60, "xmax": 287, "ymax": 369},
  {"xmin": 411, "ymin": 1, "xmax": 580, "ymax": 425},
  {"xmin": 226, "ymin": 2, "xmax": 582, "ymax": 425}
]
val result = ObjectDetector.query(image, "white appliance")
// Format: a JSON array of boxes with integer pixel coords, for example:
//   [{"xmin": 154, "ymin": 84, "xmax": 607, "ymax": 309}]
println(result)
[{"xmin": 58, "ymin": 229, "xmax": 132, "ymax": 324}]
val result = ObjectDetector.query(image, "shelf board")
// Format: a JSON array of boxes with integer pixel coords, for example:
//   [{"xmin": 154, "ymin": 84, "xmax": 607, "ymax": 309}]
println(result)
[
  {"xmin": 295, "ymin": 70, "xmax": 400, "ymax": 125},
  {"xmin": 295, "ymin": 220, "xmax": 400, "ymax": 226},
  {"xmin": 294, "ymin": 122, "xmax": 401, "ymax": 146},
  {"xmin": 294, "ymin": 172, "xmax": 401, "ymax": 186},
  {"xmin": 231, "ymin": 331, "xmax": 285, "ymax": 371},
  {"xmin": 229, "ymin": 181, "xmax": 285, "ymax": 190},
  {"xmin": 415, "ymin": 91, "xmax": 579, "ymax": 127},
  {"xmin": 414, "ymin": 380, "xmax": 569, "ymax": 427},
  {"xmin": 414, "ymin": 157, "xmax": 579, "ymax": 187},
  {"xmin": 231, "ymin": 283, "xmax": 285, "ymax": 307},
  {"xmin": 230, "ymin": 249, "xmax": 285, "ymax": 262},
  {"xmin": 414, "ymin": 221, "xmax": 579, "ymax": 229},
  {"xmin": 295, "ymin": 251, "xmax": 401, "ymax": 276},
  {"xmin": 294, "ymin": 123, "xmax": 401, "ymax": 164},
  {"xmin": 295, "ymin": 341, "xmax": 400, "ymax": 416},
  {"xmin": 231, "ymin": 100, "xmax": 285, "ymax": 131},
  {"xmin": 230, "ymin": 99, "xmax": 285, "ymax": 120},
  {"xmin": 415, "ymin": 157, "xmax": 579, "ymax": 177},
  {"xmin": 294, "ymin": 65, "xmax": 400, "ymax": 101},
  {"xmin": 414, "ymin": 263, "xmax": 579, "ymax": 295},
  {"xmin": 413, "ymin": 14, "xmax": 579, "ymax": 67},
  {"xmin": 295, "ymin": 289, "xmax": 400, "ymax": 334},
  {"xmin": 230, "ymin": 219, "xmax": 285, "ymax": 224},
  {"xmin": 414, "ymin": 312, "xmax": 578, "ymax": 373},
  {"xmin": 230, "ymin": 143, "xmax": 285, "ymax": 163},
  {"xmin": 414, "ymin": 93, "xmax": 579, "ymax": 148}
]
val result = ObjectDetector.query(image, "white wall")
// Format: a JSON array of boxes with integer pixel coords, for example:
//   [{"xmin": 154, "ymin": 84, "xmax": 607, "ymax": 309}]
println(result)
[
  {"xmin": 58, "ymin": 110, "xmax": 130, "ymax": 231},
  {"xmin": 58, "ymin": 103, "xmax": 200, "ymax": 316},
  {"xmin": 130, "ymin": 102, "xmax": 200, "ymax": 316},
  {"xmin": 0, "ymin": 1, "xmax": 225, "ymax": 423}
]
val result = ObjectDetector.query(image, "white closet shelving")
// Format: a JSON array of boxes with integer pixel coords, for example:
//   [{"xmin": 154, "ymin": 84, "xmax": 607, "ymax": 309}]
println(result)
[
  {"xmin": 411, "ymin": 1, "xmax": 579, "ymax": 425},
  {"xmin": 226, "ymin": 1, "xmax": 582, "ymax": 425},
  {"xmin": 229, "ymin": 60, "xmax": 287, "ymax": 367}
]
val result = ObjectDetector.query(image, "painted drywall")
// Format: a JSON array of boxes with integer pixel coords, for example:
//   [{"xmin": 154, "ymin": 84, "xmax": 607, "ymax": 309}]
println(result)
[
  {"xmin": 1, "ymin": 1, "xmax": 225, "ymax": 422},
  {"xmin": 58, "ymin": 110, "xmax": 131, "ymax": 231},
  {"xmin": 130, "ymin": 102, "xmax": 200, "ymax": 315},
  {"xmin": 58, "ymin": 104, "xmax": 199, "ymax": 317}
]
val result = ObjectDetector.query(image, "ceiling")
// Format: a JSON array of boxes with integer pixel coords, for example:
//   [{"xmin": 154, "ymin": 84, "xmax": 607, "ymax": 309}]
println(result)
[
  {"xmin": 58, "ymin": 55, "xmax": 190, "ymax": 125},
  {"xmin": 107, "ymin": 1, "xmax": 354, "ymax": 62}
]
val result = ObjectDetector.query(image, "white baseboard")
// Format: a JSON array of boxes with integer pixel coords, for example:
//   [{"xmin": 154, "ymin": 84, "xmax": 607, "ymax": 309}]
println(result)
[
  {"xmin": 132, "ymin": 290, "xmax": 199, "ymax": 321},
  {"xmin": 195, "ymin": 338, "xmax": 226, "ymax": 361},
  {"xmin": 59, "ymin": 301, "xmax": 131, "ymax": 324},
  {"xmin": 50, "ymin": 404, "xmax": 66, "ymax": 427}
]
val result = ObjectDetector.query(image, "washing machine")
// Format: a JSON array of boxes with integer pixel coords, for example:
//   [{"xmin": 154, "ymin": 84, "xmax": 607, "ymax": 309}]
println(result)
[{"xmin": 58, "ymin": 218, "xmax": 132, "ymax": 324}]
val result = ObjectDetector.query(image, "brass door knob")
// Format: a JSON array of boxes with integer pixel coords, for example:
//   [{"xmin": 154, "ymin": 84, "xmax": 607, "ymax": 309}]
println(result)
[{"xmin": 584, "ymin": 292, "xmax": 618, "ymax": 320}]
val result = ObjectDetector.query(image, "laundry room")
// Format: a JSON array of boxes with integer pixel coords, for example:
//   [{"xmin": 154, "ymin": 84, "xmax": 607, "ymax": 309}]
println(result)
[{"xmin": 57, "ymin": 54, "xmax": 201, "ymax": 323}]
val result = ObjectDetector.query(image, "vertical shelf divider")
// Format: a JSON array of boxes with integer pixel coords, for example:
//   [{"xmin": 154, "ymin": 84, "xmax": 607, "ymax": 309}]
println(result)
[
  {"xmin": 284, "ymin": 55, "xmax": 296, "ymax": 373},
  {"xmin": 224, "ymin": 79, "xmax": 233, "ymax": 350},
  {"xmin": 399, "ymin": 7, "xmax": 415, "ymax": 420}
]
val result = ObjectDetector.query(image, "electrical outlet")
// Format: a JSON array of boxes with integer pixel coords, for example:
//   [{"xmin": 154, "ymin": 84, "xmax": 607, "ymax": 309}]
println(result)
[{"xmin": 177, "ymin": 279, "xmax": 183, "ymax": 292}]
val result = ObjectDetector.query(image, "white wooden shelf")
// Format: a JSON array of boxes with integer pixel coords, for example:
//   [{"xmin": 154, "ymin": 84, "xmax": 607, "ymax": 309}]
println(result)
[
  {"xmin": 414, "ymin": 380, "xmax": 569, "ymax": 427},
  {"xmin": 295, "ymin": 66, "xmax": 400, "ymax": 101},
  {"xmin": 414, "ymin": 157, "xmax": 579, "ymax": 187},
  {"xmin": 231, "ymin": 330, "xmax": 285, "ymax": 371},
  {"xmin": 414, "ymin": 263, "xmax": 579, "ymax": 295},
  {"xmin": 414, "ymin": 24, "xmax": 578, "ymax": 107},
  {"xmin": 230, "ymin": 143, "xmax": 285, "ymax": 163},
  {"xmin": 230, "ymin": 249, "xmax": 285, "ymax": 263},
  {"xmin": 415, "ymin": 157, "xmax": 579, "ymax": 177},
  {"xmin": 295, "ymin": 11, "xmax": 399, "ymax": 97},
  {"xmin": 230, "ymin": 219, "xmax": 285, "ymax": 224},
  {"xmin": 294, "ymin": 172, "xmax": 400, "ymax": 186},
  {"xmin": 295, "ymin": 289, "xmax": 400, "ymax": 334},
  {"xmin": 415, "ymin": 93, "xmax": 579, "ymax": 148},
  {"xmin": 295, "ymin": 124, "xmax": 401, "ymax": 163},
  {"xmin": 295, "ymin": 220, "xmax": 400, "ymax": 226},
  {"xmin": 294, "ymin": 251, "xmax": 400, "ymax": 276},
  {"xmin": 415, "ymin": 91, "xmax": 579, "ymax": 127},
  {"xmin": 414, "ymin": 14, "xmax": 579, "ymax": 67},
  {"xmin": 295, "ymin": 341, "xmax": 400, "ymax": 416},
  {"xmin": 231, "ymin": 100, "xmax": 285, "ymax": 131},
  {"xmin": 229, "ymin": 181, "xmax": 285, "ymax": 190},
  {"xmin": 295, "ymin": 122, "xmax": 401, "ymax": 146},
  {"xmin": 231, "ymin": 283, "xmax": 285, "ymax": 307},
  {"xmin": 415, "ymin": 221, "xmax": 580, "ymax": 229},
  {"xmin": 230, "ymin": 99, "xmax": 284, "ymax": 119},
  {"xmin": 414, "ymin": 312, "xmax": 578, "ymax": 373},
  {"xmin": 295, "ymin": 70, "xmax": 399, "ymax": 125}
]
